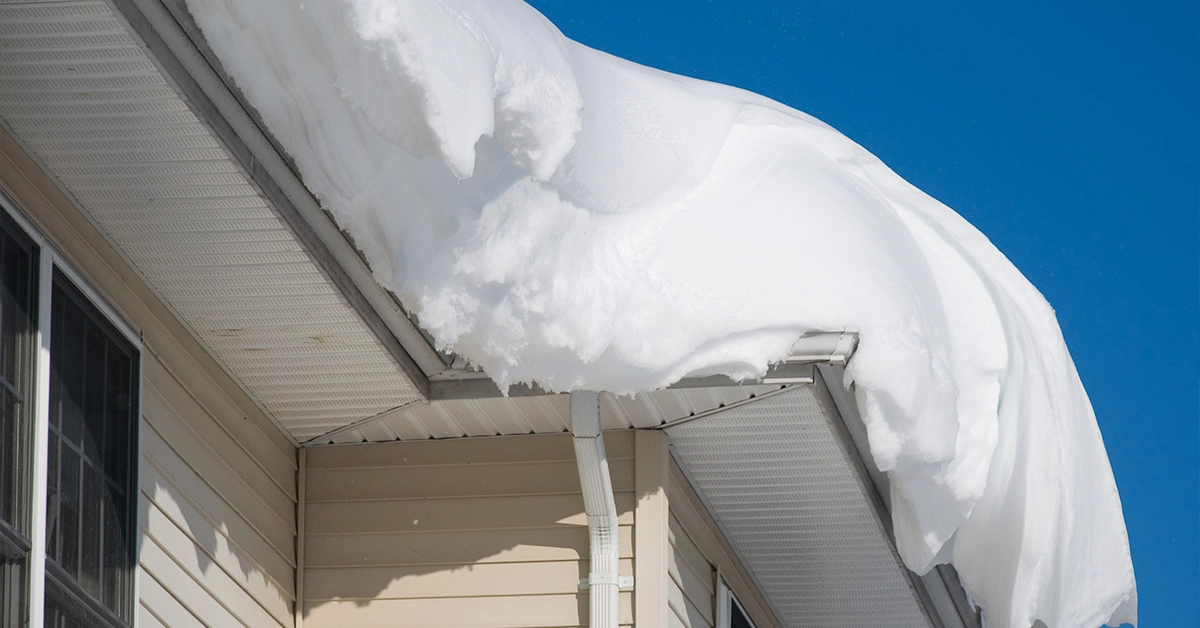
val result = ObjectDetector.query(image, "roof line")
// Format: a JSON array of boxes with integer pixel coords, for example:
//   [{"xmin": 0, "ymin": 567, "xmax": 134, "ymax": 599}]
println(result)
[
  {"xmin": 815, "ymin": 363, "xmax": 983, "ymax": 628},
  {"xmin": 428, "ymin": 330, "xmax": 857, "ymax": 400},
  {"xmin": 108, "ymin": 0, "xmax": 449, "ymax": 396}
]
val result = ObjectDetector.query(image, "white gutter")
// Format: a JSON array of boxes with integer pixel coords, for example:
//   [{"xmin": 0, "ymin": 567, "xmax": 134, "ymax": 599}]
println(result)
[
  {"xmin": 571, "ymin": 391, "xmax": 631, "ymax": 628},
  {"xmin": 783, "ymin": 328, "xmax": 859, "ymax": 365}
]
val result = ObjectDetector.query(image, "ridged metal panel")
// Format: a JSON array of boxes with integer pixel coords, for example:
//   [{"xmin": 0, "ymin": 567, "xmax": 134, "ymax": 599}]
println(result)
[
  {"xmin": 666, "ymin": 386, "xmax": 934, "ymax": 628},
  {"xmin": 0, "ymin": 0, "xmax": 422, "ymax": 441},
  {"xmin": 321, "ymin": 385, "xmax": 782, "ymax": 445}
]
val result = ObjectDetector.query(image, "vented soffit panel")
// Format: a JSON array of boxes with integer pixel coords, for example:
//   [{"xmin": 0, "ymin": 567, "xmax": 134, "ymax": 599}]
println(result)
[
  {"xmin": 0, "ymin": 0, "xmax": 429, "ymax": 442},
  {"xmin": 666, "ymin": 381, "xmax": 938, "ymax": 628}
]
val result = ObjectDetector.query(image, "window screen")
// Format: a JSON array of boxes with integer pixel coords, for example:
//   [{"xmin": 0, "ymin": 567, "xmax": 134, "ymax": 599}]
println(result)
[{"xmin": 44, "ymin": 271, "xmax": 137, "ymax": 628}]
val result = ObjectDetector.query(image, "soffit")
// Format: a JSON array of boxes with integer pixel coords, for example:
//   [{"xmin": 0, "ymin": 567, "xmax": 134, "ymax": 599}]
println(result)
[
  {"xmin": 666, "ymin": 384, "xmax": 936, "ymax": 628},
  {"xmin": 0, "ymin": 0, "xmax": 423, "ymax": 441}
]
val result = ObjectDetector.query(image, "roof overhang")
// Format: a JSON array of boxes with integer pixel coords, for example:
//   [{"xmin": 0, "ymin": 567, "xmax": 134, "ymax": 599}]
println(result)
[
  {"xmin": 0, "ymin": 0, "xmax": 443, "ymax": 442},
  {"xmin": 663, "ymin": 363, "xmax": 980, "ymax": 628}
]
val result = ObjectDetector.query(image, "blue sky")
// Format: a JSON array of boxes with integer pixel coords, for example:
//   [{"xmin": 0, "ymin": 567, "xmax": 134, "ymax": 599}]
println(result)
[{"xmin": 526, "ymin": 0, "xmax": 1199, "ymax": 624}]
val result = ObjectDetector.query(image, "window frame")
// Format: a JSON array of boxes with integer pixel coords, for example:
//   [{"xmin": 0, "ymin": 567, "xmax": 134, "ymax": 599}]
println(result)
[
  {"xmin": 1, "ymin": 192, "xmax": 142, "ymax": 628},
  {"xmin": 0, "ymin": 208, "xmax": 38, "ymax": 628},
  {"xmin": 716, "ymin": 576, "xmax": 758, "ymax": 628}
]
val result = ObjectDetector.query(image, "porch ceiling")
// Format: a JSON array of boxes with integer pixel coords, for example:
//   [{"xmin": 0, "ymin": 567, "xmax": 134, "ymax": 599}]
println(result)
[{"xmin": 0, "ymin": 0, "xmax": 425, "ymax": 441}]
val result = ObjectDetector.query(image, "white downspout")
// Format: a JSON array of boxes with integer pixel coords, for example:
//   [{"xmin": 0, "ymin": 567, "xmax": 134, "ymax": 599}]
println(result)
[{"xmin": 571, "ymin": 391, "xmax": 629, "ymax": 628}]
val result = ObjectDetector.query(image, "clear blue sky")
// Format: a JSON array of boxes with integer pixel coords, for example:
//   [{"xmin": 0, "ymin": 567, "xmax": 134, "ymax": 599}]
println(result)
[{"xmin": 526, "ymin": 0, "xmax": 1199, "ymax": 624}]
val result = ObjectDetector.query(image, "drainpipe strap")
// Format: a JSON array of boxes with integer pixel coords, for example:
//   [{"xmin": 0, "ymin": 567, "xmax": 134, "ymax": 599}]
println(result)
[{"xmin": 579, "ymin": 575, "xmax": 635, "ymax": 590}]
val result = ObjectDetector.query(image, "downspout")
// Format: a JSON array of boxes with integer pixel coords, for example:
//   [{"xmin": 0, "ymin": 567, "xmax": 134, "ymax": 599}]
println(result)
[{"xmin": 571, "ymin": 391, "xmax": 631, "ymax": 628}]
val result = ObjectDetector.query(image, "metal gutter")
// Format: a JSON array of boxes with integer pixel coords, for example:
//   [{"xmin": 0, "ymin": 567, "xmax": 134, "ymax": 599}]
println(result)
[
  {"xmin": 107, "ymin": 0, "xmax": 448, "ymax": 396},
  {"xmin": 428, "ymin": 330, "xmax": 855, "ymax": 400},
  {"xmin": 426, "ymin": 362, "xmax": 814, "ymax": 400}
]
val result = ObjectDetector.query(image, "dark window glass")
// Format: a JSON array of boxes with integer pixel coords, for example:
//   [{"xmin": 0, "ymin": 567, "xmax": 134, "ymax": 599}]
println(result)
[
  {"xmin": 730, "ymin": 596, "xmax": 755, "ymax": 628},
  {"xmin": 0, "ymin": 213, "xmax": 37, "ymax": 628},
  {"xmin": 45, "ymin": 271, "xmax": 136, "ymax": 628}
]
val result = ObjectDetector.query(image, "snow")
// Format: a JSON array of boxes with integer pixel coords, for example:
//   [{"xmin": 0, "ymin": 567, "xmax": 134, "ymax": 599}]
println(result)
[{"xmin": 181, "ymin": 1, "xmax": 1136, "ymax": 625}]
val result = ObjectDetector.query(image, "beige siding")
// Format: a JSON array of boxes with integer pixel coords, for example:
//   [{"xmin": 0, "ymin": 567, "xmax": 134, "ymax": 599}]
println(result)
[
  {"xmin": 303, "ymin": 431, "xmax": 636, "ymax": 628},
  {"xmin": 1, "ymin": 126, "xmax": 297, "ymax": 627},
  {"xmin": 668, "ymin": 514, "xmax": 715, "ymax": 628},
  {"xmin": 667, "ymin": 459, "xmax": 784, "ymax": 628},
  {"xmin": 140, "ymin": 355, "xmax": 297, "ymax": 627}
]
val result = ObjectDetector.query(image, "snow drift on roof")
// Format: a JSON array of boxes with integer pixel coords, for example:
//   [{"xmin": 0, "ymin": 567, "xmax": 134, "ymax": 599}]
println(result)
[{"xmin": 182, "ymin": 0, "xmax": 1135, "ymax": 625}]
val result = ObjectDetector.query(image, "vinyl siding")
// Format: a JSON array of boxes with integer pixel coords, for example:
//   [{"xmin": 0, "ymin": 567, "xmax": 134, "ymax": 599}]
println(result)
[
  {"xmin": 1, "ymin": 125, "xmax": 298, "ymax": 628},
  {"xmin": 668, "ymin": 514, "xmax": 715, "ymax": 628},
  {"xmin": 303, "ymin": 431, "xmax": 636, "ymax": 628},
  {"xmin": 139, "ymin": 354, "xmax": 296, "ymax": 628},
  {"xmin": 666, "ymin": 459, "xmax": 783, "ymax": 628}
]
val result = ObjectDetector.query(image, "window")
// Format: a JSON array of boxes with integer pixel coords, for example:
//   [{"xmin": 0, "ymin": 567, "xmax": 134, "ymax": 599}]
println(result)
[
  {"xmin": 716, "ymin": 578, "xmax": 757, "ymax": 628},
  {"xmin": 0, "ymin": 200, "xmax": 139, "ymax": 628},
  {"xmin": 0, "ymin": 212, "xmax": 38, "ymax": 628}
]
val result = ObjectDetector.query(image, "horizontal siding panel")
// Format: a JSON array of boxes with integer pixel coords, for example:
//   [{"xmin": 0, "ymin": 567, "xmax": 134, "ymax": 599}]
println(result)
[
  {"xmin": 669, "ymin": 543, "xmax": 716, "ymax": 625},
  {"xmin": 668, "ymin": 578, "xmax": 713, "ymax": 628},
  {"xmin": 669, "ymin": 512, "xmax": 716, "ymax": 628},
  {"xmin": 145, "ymin": 380, "xmax": 296, "ymax": 521},
  {"xmin": 302, "ymin": 432, "xmax": 640, "ymax": 627},
  {"xmin": 307, "ymin": 458, "xmax": 635, "ymax": 501},
  {"xmin": 143, "ymin": 422, "xmax": 296, "ymax": 565},
  {"xmin": 143, "ymin": 502, "xmax": 292, "ymax": 626},
  {"xmin": 306, "ymin": 525, "xmax": 634, "ymax": 568},
  {"xmin": 144, "ymin": 356, "xmax": 296, "ymax": 497},
  {"xmin": 141, "ymin": 450, "xmax": 294, "ymax": 582},
  {"xmin": 303, "ymin": 592, "xmax": 633, "ymax": 628},
  {"xmin": 306, "ymin": 558, "xmax": 633, "ymax": 600},
  {"xmin": 307, "ymin": 492, "xmax": 635, "ymax": 535},
  {"xmin": 306, "ymin": 431, "xmax": 634, "ymax": 469},
  {"xmin": 141, "ymin": 459, "xmax": 295, "ymax": 592},
  {"xmin": 143, "ymin": 396, "xmax": 295, "ymax": 538},
  {"xmin": 140, "ymin": 535, "xmax": 257, "ymax": 628},
  {"xmin": 137, "ymin": 604, "xmax": 168, "ymax": 628},
  {"xmin": 139, "ymin": 570, "xmax": 205, "ymax": 628},
  {"xmin": 143, "ymin": 346, "xmax": 294, "ymax": 472},
  {"xmin": 669, "ymin": 514, "xmax": 714, "ymax": 593}
]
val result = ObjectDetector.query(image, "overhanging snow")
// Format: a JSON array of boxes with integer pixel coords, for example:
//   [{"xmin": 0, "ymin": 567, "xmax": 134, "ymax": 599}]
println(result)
[{"xmin": 180, "ymin": 1, "xmax": 1136, "ymax": 626}]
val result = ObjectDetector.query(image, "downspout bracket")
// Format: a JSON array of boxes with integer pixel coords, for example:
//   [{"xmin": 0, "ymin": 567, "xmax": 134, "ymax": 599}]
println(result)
[{"xmin": 578, "ymin": 575, "xmax": 635, "ymax": 590}]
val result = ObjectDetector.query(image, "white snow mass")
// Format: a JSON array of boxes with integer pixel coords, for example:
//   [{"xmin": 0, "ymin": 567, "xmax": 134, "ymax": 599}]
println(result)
[{"xmin": 181, "ymin": 0, "xmax": 1136, "ymax": 625}]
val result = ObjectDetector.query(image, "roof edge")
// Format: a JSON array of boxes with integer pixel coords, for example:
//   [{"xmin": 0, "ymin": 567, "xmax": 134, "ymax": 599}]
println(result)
[
  {"xmin": 428, "ymin": 330, "xmax": 857, "ymax": 400},
  {"xmin": 815, "ymin": 363, "xmax": 983, "ymax": 628}
]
